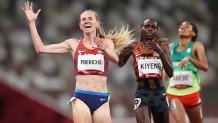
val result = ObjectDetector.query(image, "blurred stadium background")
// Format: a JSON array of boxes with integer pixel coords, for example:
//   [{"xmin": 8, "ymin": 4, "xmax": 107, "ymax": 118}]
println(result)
[{"xmin": 0, "ymin": 0, "xmax": 218, "ymax": 123}]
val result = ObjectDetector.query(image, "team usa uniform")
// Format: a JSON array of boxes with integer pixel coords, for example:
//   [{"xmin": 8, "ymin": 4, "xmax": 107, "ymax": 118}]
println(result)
[{"xmin": 68, "ymin": 40, "xmax": 110, "ymax": 113}]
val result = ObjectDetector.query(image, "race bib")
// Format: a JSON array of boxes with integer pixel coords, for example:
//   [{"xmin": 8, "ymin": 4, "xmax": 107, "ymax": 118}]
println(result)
[
  {"xmin": 77, "ymin": 54, "xmax": 104, "ymax": 72},
  {"xmin": 170, "ymin": 71, "xmax": 193, "ymax": 87},
  {"xmin": 134, "ymin": 98, "xmax": 141, "ymax": 110},
  {"xmin": 137, "ymin": 58, "xmax": 162, "ymax": 77}
]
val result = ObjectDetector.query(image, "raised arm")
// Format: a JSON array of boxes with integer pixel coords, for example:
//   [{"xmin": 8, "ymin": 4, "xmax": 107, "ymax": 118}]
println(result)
[
  {"xmin": 191, "ymin": 41, "xmax": 208, "ymax": 71},
  {"xmin": 22, "ymin": 1, "xmax": 72, "ymax": 54}
]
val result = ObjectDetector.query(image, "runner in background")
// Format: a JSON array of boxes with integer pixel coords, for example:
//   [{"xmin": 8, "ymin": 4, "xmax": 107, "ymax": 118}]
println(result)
[{"xmin": 167, "ymin": 21, "xmax": 208, "ymax": 123}]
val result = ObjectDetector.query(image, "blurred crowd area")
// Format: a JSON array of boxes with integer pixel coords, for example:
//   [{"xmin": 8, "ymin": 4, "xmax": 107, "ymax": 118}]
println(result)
[{"xmin": 0, "ymin": 0, "xmax": 218, "ymax": 118}]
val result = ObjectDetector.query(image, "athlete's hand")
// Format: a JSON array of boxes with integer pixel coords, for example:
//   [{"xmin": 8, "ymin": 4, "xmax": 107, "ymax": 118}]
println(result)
[
  {"xmin": 93, "ymin": 37, "xmax": 107, "ymax": 51},
  {"xmin": 179, "ymin": 57, "xmax": 190, "ymax": 68},
  {"xmin": 144, "ymin": 41, "xmax": 163, "ymax": 55},
  {"xmin": 153, "ymin": 33, "xmax": 169, "ymax": 44},
  {"xmin": 22, "ymin": 1, "xmax": 41, "ymax": 23}
]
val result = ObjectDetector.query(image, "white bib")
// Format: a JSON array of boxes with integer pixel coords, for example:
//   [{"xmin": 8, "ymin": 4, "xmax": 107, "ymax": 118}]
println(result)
[
  {"xmin": 170, "ymin": 71, "xmax": 193, "ymax": 87},
  {"xmin": 137, "ymin": 58, "xmax": 162, "ymax": 77},
  {"xmin": 77, "ymin": 54, "xmax": 104, "ymax": 72}
]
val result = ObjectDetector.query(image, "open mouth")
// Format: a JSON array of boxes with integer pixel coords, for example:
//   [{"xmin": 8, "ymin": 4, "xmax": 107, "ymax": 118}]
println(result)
[
  {"xmin": 84, "ymin": 24, "xmax": 92, "ymax": 29},
  {"xmin": 179, "ymin": 28, "xmax": 185, "ymax": 33}
]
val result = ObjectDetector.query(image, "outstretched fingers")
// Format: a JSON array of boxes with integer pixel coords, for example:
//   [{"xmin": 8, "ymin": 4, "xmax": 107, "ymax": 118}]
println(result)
[
  {"xmin": 94, "ymin": 37, "xmax": 104, "ymax": 49},
  {"xmin": 22, "ymin": 1, "xmax": 27, "ymax": 12},
  {"xmin": 144, "ymin": 42, "xmax": 161, "ymax": 52},
  {"xmin": 24, "ymin": 2, "xmax": 27, "ymax": 11},
  {"xmin": 36, "ymin": 9, "xmax": 41, "ymax": 16},
  {"xmin": 22, "ymin": 1, "xmax": 32, "ymax": 11},
  {"xmin": 27, "ymin": 1, "xmax": 30, "ymax": 10},
  {"xmin": 21, "ymin": 6, "xmax": 25, "ymax": 12},
  {"xmin": 21, "ymin": 1, "xmax": 41, "ymax": 23},
  {"xmin": 30, "ymin": 1, "xmax": 33, "ymax": 10}
]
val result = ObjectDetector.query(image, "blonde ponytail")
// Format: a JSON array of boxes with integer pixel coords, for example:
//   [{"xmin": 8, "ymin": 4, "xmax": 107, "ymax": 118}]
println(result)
[
  {"xmin": 107, "ymin": 25, "xmax": 134, "ymax": 52},
  {"xmin": 97, "ymin": 25, "xmax": 134, "ymax": 52}
]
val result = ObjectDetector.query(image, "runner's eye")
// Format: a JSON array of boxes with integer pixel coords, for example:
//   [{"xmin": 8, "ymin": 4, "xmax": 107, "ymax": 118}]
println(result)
[
  {"xmin": 143, "ymin": 25, "xmax": 157, "ymax": 29},
  {"xmin": 88, "ymin": 17, "xmax": 93, "ymax": 20}
]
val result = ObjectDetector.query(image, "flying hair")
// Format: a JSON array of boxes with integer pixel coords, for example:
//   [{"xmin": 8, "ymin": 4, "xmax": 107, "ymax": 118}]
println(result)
[{"xmin": 81, "ymin": 10, "xmax": 134, "ymax": 52}]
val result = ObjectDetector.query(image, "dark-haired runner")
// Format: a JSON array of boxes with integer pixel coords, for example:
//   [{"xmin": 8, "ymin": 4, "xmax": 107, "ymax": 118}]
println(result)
[
  {"xmin": 118, "ymin": 18, "xmax": 173, "ymax": 123},
  {"xmin": 167, "ymin": 21, "xmax": 208, "ymax": 123}
]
